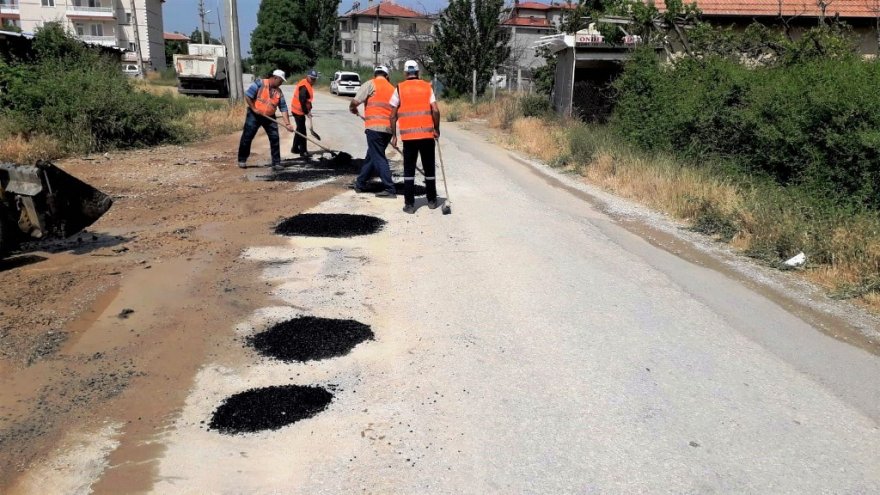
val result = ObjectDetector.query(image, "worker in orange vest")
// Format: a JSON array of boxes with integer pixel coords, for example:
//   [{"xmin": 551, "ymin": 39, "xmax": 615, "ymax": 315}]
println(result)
[
  {"xmin": 390, "ymin": 60, "xmax": 441, "ymax": 214},
  {"xmin": 290, "ymin": 69, "xmax": 318, "ymax": 158},
  {"xmin": 238, "ymin": 69, "xmax": 294, "ymax": 170},
  {"xmin": 349, "ymin": 65, "xmax": 396, "ymax": 198}
]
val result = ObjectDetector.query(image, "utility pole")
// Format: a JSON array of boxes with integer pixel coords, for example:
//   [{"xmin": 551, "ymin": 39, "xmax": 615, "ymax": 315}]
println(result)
[
  {"xmin": 224, "ymin": 0, "xmax": 244, "ymax": 101},
  {"xmin": 374, "ymin": 2, "xmax": 380, "ymax": 65},
  {"xmin": 128, "ymin": 0, "xmax": 145, "ymax": 78},
  {"xmin": 198, "ymin": 0, "xmax": 207, "ymax": 44},
  {"xmin": 472, "ymin": 69, "xmax": 476, "ymax": 104}
]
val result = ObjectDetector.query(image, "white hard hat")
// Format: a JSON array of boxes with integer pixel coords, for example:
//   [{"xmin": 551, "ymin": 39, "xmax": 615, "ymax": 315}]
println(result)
[
  {"xmin": 374, "ymin": 64, "xmax": 389, "ymax": 75},
  {"xmin": 272, "ymin": 69, "xmax": 286, "ymax": 82},
  {"xmin": 404, "ymin": 60, "xmax": 419, "ymax": 73}
]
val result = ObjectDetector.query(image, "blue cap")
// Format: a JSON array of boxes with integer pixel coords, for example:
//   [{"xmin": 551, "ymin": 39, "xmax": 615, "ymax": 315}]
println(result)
[{"xmin": 307, "ymin": 69, "xmax": 318, "ymax": 78}]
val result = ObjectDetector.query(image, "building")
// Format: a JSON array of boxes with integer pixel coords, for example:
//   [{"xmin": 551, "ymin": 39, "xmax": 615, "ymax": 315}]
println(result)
[
  {"xmin": 0, "ymin": 0, "xmax": 165, "ymax": 70},
  {"xmin": 338, "ymin": 0, "xmax": 435, "ymax": 70},
  {"xmin": 502, "ymin": 1, "xmax": 575, "ymax": 76},
  {"xmin": 657, "ymin": 0, "xmax": 880, "ymax": 56}
]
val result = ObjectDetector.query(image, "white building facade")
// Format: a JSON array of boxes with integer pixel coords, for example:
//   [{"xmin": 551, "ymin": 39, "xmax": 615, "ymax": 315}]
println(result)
[{"xmin": 1, "ymin": 0, "xmax": 165, "ymax": 70}]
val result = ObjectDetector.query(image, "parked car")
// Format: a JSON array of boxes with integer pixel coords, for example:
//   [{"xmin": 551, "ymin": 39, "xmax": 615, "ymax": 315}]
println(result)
[
  {"xmin": 122, "ymin": 63, "xmax": 140, "ymax": 77},
  {"xmin": 330, "ymin": 71, "xmax": 361, "ymax": 96}
]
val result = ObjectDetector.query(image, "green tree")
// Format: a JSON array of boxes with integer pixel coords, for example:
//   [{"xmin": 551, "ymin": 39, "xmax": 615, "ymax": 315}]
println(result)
[
  {"xmin": 250, "ymin": 0, "xmax": 339, "ymax": 75},
  {"xmin": 188, "ymin": 28, "xmax": 222, "ymax": 45},
  {"xmin": 429, "ymin": 0, "xmax": 510, "ymax": 97}
]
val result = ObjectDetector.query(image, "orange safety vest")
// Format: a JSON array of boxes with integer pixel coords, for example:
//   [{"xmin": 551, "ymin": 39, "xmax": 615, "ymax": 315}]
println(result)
[
  {"xmin": 290, "ymin": 77, "xmax": 314, "ymax": 116},
  {"xmin": 397, "ymin": 79, "xmax": 435, "ymax": 141},
  {"xmin": 364, "ymin": 77, "xmax": 394, "ymax": 130},
  {"xmin": 253, "ymin": 79, "xmax": 281, "ymax": 116}
]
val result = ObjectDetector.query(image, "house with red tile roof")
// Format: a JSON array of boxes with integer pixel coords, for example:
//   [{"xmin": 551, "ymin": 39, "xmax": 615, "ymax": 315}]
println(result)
[{"xmin": 338, "ymin": 0, "xmax": 436, "ymax": 70}]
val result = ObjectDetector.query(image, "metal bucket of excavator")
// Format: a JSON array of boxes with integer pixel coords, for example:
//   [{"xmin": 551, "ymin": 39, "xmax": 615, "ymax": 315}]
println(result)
[{"xmin": 0, "ymin": 161, "xmax": 113, "ymax": 241}]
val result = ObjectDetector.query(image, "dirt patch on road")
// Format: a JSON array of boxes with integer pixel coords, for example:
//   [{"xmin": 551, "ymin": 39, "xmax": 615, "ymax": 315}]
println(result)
[{"xmin": 0, "ymin": 132, "xmax": 352, "ymax": 492}]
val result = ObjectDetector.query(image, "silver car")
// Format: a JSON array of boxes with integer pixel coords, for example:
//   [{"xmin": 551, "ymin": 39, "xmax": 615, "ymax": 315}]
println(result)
[{"xmin": 330, "ymin": 71, "xmax": 361, "ymax": 96}]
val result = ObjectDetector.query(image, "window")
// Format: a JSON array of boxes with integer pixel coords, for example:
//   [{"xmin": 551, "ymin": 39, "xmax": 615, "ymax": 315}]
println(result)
[
  {"xmin": 74, "ymin": 22, "xmax": 84, "ymax": 35},
  {"xmin": 128, "ymin": 42, "xmax": 135, "ymax": 51},
  {"xmin": 125, "ymin": 13, "xmax": 131, "ymax": 24},
  {"xmin": 372, "ymin": 18, "xmax": 380, "ymax": 32},
  {"xmin": 41, "ymin": 0, "xmax": 54, "ymax": 6},
  {"xmin": 372, "ymin": 41, "xmax": 380, "ymax": 53},
  {"xmin": 343, "ymin": 40, "xmax": 352, "ymax": 54},
  {"xmin": 90, "ymin": 23, "xmax": 103, "ymax": 36}
]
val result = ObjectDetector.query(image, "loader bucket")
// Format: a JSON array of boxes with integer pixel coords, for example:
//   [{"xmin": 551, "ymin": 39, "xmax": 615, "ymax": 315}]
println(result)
[{"xmin": 0, "ymin": 161, "xmax": 113, "ymax": 239}]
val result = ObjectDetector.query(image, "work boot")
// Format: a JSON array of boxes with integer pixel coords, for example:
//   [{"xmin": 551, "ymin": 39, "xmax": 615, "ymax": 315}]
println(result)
[
  {"xmin": 402, "ymin": 204, "xmax": 415, "ymax": 214},
  {"xmin": 427, "ymin": 199, "xmax": 439, "ymax": 209},
  {"xmin": 237, "ymin": 162, "xmax": 247, "ymax": 169},
  {"xmin": 375, "ymin": 190, "xmax": 396, "ymax": 198},
  {"xmin": 271, "ymin": 164, "xmax": 285, "ymax": 172}
]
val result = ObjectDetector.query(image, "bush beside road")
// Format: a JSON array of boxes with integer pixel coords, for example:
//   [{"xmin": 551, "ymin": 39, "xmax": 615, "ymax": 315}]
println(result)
[{"xmin": 0, "ymin": 23, "xmax": 243, "ymax": 164}]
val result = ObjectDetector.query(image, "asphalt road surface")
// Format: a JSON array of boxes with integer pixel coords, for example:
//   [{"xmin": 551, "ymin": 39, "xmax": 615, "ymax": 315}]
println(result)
[{"xmin": 9, "ymin": 91, "xmax": 880, "ymax": 493}]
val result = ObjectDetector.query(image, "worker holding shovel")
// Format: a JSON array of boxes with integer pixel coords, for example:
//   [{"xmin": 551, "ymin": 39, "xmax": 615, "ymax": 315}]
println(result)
[
  {"xmin": 349, "ymin": 64, "xmax": 397, "ymax": 198},
  {"xmin": 237, "ymin": 69, "xmax": 294, "ymax": 170},
  {"xmin": 290, "ymin": 69, "xmax": 318, "ymax": 159},
  {"xmin": 390, "ymin": 60, "xmax": 441, "ymax": 214}
]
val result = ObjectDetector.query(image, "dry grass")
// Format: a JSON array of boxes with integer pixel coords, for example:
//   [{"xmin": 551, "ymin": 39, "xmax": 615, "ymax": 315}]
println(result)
[
  {"xmin": 0, "ymin": 133, "xmax": 65, "ymax": 163},
  {"xmin": 177, "ymin": 102, "xmax": 245, "ymax": 139},
  {"xmin": 443, "ymin": 96, "xmax": 880, "ymax": 311}
]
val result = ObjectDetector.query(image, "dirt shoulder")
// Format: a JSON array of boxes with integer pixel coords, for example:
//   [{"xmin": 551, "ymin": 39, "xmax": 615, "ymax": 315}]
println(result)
[{"xmin": 0, "ymin": 131, "xmax": 353, "ymax": 491}]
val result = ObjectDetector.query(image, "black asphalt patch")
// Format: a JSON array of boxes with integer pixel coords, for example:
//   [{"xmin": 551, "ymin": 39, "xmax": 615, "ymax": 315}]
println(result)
[
  {"xmin": 209, "ymin": 385, "xmax": 333, "ymax": 434},
  {"xmin": 274, "ymin": 213, "xmax": 385, "ymax": 237},
  {"xmin": 248, "ymin": 316, "xmax": 374, "ymax": 362}
]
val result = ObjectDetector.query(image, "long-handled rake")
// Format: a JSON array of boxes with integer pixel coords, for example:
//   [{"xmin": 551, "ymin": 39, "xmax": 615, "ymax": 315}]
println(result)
[{"xmin": 435, "ymin": 138, "xmax": 452, "ymax": 215}]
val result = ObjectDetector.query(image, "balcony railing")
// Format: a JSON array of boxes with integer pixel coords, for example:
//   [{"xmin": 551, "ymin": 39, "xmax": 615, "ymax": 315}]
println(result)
[
  {"xmin": 67, "ymin": 5, "xmax": 115, "ymax": 17},
  {"xmin": 0, "ymin": 2, "xmax": 20, "ymax": 13},
  {"xmin": 77, "ymin": 34, "xmax": 117, "ymax": 46}
]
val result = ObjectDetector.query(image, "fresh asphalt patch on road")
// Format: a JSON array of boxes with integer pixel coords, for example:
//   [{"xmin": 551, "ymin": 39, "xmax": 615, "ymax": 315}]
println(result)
[
  {"xmin": 246, "ymin": 316, "xmax": 374, "ymax": 363},
  {"xmin": 208, "ymin": 385, "xmax": 334, "ymax": 434},
  {"xmin": 274, "ymin": 213, "xmax": 386, "ymax": 237}
]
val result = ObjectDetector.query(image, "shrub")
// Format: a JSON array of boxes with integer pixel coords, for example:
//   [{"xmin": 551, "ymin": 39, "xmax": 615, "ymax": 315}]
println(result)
[
  {"xmin": 519, "ymin": 95, "xmax": 551, "ymax": 118},
  {"xmin": 0, "ymin": 23, "xmax": 195, "ymax": 154},
  {"xmin": 613, "ymin": 44, "xmax": 880, "ymax": 210}
]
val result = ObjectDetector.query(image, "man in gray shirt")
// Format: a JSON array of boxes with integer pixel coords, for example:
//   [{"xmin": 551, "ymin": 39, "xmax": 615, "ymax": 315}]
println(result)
[{"xmin": 349, "ymin": 65, "xmax": 396, "ymax": 197}]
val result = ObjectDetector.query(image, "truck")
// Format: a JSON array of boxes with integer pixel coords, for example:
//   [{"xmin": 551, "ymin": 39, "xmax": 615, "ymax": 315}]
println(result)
[
  {"xmin": 173, "ymin": 44, "xmax": 229, "ymax": 97},
  {"xmin": 0, "ymin": 162, "xmax": 113, "ymax": 258}
]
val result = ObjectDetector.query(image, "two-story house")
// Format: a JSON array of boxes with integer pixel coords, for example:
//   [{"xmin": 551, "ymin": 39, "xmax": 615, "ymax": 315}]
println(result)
[
  {"xmin": 1, "ymin": 0, "xmax": 165, "ymax": 70},
  {"xmin": 502, "ymin": 1, "xmax": 575, "ymax": 76},
  {"xmin": 338, "ymin": 0, "xmax": 435, "ymax": 70}
]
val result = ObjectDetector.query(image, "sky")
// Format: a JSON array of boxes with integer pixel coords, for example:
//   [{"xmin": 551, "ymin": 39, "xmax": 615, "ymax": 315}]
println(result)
[{"xmin": 163, "ymin": 0, "xmax": 450, "ymax": 57}]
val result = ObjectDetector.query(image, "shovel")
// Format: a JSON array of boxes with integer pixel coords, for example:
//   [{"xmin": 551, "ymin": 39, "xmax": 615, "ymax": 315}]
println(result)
[
  {"xmin": 308, "ymin": 115, "xmax": 322, "ymax": 140},
  {"xmin": 267, "ymin": 114, "xmax": 351, "ymax": 167}
]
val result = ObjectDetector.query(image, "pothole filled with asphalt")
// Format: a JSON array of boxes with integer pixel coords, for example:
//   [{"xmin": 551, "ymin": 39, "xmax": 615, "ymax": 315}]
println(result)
[
  {"xmin": 247, "ymin": 316, "xmax": 374, "ymax": 362},
  {"xmin": 209, "ymin": 385, "xmax": 333, "ymax": 434},
  {"xmin": 274, "ymin": 213, "xmax": 386, "ymax": 237}
]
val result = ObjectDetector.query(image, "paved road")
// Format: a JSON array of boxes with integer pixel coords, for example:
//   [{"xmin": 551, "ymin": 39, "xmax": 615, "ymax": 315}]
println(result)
[{"xmin": 31, "ymin": 92, "xmax": 880, "ymax": 493}]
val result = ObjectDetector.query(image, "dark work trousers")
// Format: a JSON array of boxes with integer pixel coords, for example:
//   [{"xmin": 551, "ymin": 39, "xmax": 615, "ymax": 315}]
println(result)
[
  {"xmin": 291, "ymin": 113, "xmax": 308, "ymax": 154},
  {"xmin": 238, "ymin": 109, "xmax": 281, "ymax": 166},
  {"xmin": 402, "ymin": 138, "xmax": 437, "ymax": 206},
  {"xmin": 356, "ymin": 130, "xmax": 394, "ymax": 194}
]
